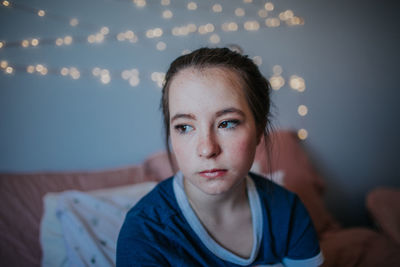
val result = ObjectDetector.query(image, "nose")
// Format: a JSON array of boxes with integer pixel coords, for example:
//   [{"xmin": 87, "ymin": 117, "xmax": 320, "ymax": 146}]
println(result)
[{"xmin": 197, "ymin": 131, "xmax": 221, "ymax": 159}]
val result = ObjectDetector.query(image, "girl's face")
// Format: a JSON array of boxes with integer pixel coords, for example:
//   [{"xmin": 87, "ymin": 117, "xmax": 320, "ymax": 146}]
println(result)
[{"xmin": 169, "ymin": 67, "xmax": 260, "ymax": 196}]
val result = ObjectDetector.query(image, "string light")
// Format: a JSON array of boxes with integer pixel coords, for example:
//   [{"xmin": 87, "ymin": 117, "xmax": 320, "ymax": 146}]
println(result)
[
  {"xmin": 298, "ymin": 129, "xmax": 308, "ymax": 140},
  {"xmin": 273, "ymin": 65, "xmax": 283, "ymax": 75},
  {"xmin": 5, "ymin": 66, "xmax": 13, "ymax": 74},
  {"xmin": 37, "ymin": 9, "xmax": 45, "ymax": 17},
  {"xmin": 1, "ymin": 60, "xmax": 8, "ymax": 68},
  {"xmin": 298, "ymin": 105, "xmax": 308, "ymax": 116},
  {"xmin": 289, "ymin": 75, "xmax": 306, "ymax": 92},
  {"xmin": 161, "ymin": 0, "xmax": 170, "ymax": 6},
  {"xmin": 270, "ymin": 75, "xmax": 285, "ymax": 90},
  {"xmin": 31, "ymin": 38, "xmax": 39, "ymax": 46},
  {"xmin": 156, "ymin": 41, "xmax": 166, "ymax": 51},
  {"xmin": 209, "ymin": 34, "xmax": 220, "ymax": 44},
  {"xmin": 2, "ymin": 1, "xmax": 10, "ymax": 7},
  {"xmin": 222, "ymin": 22, "xmax": 238, "ymax": 32},
  {"xmin": 212, "ymin": 4, "xmax": 222, "ymax": 13},
  {"xmin": 252, "ymin": 56, "xmax": 262, "ymax": 66},
  {"xmin": 151, "ymin": 72, "xmax": 165, "ymax": 88},
  {"xmin": 133, "ymin": 0, "xmax": 146, "ymax": 8},
  {"xmin": 70, "ymin": 18, "xmax": 79, "ymax": 27},
  {"xmin": 265, "ymin": 18, "xmax": 280, "ymax": 27},
  {"xmin": 122, "ymin": 68, "xmax": 140, "ymax": 87},
  {"xmin": 244, "ymin": 20, "xmax": 260, "ymax": 31},
  {"xmin": 258, "ymin": 9, "xmax": 268, "ymax": 18},
  {"xmin": 235, "ymin": 8, "xmax": 245, "ymax": 17},
  {"xmin": 264, "ymin": 2, "xmax": 274, "ymax": 11},
  {"xmin": 187, "ymin": 2, "xmax": 197, "ymax": 10},
  {"xmin": 0, "ymin": 41, "xmax": 4, "ymax": 48},
  {"xmin": 162, "ymin": 10, "xmax": 173, "ymax": 19}
]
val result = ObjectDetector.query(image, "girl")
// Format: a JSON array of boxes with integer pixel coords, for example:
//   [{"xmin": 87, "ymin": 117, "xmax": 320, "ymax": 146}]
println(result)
[{"xmin": 117, "ymin": 47, "xmax": 323, "ymax": 266}]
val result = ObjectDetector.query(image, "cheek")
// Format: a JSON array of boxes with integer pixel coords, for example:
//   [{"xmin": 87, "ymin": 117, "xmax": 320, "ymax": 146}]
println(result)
[
  {"xmin": 227, "ymin": 136, "xmax": 257, "ymax": 162},
  {"xmin": 171, "ymin": 136, "xmax": 191, "ymax": 167}
]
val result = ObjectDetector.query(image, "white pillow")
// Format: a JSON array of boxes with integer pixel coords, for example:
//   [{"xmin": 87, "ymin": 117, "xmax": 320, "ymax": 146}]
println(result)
[{"xmin": 40, "ymin": 182, "xmax": 157, "ymax": 267}]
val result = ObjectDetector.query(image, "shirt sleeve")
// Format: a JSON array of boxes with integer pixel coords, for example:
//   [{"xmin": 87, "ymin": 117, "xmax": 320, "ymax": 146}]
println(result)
[{"xmin": 283, "ymin": 195, "xmax": 323, "ymax": 266}]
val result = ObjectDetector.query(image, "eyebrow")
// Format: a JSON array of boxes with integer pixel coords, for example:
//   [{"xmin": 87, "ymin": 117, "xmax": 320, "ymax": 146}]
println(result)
[{"xmin": 170, "ymin": 107, "xmax": 245, "ymax": 123}]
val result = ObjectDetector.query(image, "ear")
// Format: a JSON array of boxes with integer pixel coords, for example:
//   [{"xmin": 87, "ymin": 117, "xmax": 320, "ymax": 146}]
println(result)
[{"xmin": 255, "ymin": 130, "xmax": 264, "ymax": 146}]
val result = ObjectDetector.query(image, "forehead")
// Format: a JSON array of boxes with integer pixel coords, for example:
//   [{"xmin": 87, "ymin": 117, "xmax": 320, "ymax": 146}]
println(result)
[
  {"xmin": 169, "ymin": 66, "xmax": 245, "ymax": 97},
  {"xmin": 168, "ymin": 66, "xmax": 250, "ymax": 115}
]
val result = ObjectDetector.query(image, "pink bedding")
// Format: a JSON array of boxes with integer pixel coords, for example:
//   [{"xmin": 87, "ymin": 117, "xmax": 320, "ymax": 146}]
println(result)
[{"xmin": 1, "ymin": 130, "xmax": 399, "ymax": 266}]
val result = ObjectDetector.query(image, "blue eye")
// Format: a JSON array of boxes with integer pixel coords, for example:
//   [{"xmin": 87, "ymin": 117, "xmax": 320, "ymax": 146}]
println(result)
[
  {"xmin": 174, "ymin": 124, "xmax": 193, "ymax": 134},
  {"xmin": 219, "ymin": 120, "xmax": 240, "ymax": 129}
]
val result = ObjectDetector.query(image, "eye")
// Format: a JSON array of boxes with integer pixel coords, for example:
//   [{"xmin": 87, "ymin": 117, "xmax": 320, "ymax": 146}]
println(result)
[
  {"xmin": 219, "ymin": 119, "xmax": 240, "ymax": 129},
  {"xmin": 174, "ymin": 124, "xmax": 194, "ymax": 134}
]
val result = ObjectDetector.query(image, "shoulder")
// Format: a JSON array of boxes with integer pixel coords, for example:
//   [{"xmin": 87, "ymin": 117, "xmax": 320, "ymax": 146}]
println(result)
[
  {"xmin": 121, "ymin": 177, "xmax": 177, "ymax": 230},
  {"xmin": 117, "ymin": 176, "xmax": 180, "ymax": 265},
  {"xmin": 249, "ymin": 172, "xmax": 322, "ymax": 264},
  {"xmin": 249, "ymin": 171, "xmax": 298, "ymax": 205}
]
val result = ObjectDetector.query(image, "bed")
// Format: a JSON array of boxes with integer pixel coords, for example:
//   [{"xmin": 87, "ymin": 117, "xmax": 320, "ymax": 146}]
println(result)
[{"xmin": 1, "ymin": 130, "xmax": 399, "ymax": 266}]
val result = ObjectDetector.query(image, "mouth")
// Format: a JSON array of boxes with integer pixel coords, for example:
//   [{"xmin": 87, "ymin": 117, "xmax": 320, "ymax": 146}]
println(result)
[{"xmin": 198, "ymin": 169, "xmax": 227, "ymax": 178}]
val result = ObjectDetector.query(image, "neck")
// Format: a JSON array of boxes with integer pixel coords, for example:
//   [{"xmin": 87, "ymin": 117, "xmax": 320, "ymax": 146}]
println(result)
[{"xmin": 183, "ymin": 177, "xmax": 248, "ymax": 223}]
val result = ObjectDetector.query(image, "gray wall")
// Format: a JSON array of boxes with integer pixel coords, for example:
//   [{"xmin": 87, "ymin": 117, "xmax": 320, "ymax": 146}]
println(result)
[{"xmin": 1, "ymin": 0, "xmax": 399, "ymax": 226}]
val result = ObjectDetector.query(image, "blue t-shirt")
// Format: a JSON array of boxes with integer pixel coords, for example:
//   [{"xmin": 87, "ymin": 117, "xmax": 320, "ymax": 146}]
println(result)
[{"xmin": 117, "ymin": 172, "xmax": 323, "ymax": 267}]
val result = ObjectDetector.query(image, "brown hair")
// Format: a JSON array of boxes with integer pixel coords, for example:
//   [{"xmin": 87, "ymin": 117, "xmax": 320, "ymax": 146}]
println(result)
[{"xmin": 160, "ymin": 47, "xmax": 273, "ymax": 171}]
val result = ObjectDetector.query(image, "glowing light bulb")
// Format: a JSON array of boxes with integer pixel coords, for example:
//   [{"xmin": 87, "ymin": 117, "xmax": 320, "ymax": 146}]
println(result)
[
  {"xmin": 129, "ymin": 76, "xmax": 139, "ymax": 86},
  {"xmin": 209, "ymin": 34, "xmax": 220, "ymax": 44},
  {"xmin": 95, "ymin": 33, "xmax": 104, "ymax": 43},
  {"xmin": 0, "ymin": 60, "xmax": 8, "ymax": 68},
  {"xmin": 55, "ymin": 38, "xmax": 63, "ymax": 46},
  {"xmin": 0, "ymin": 41, "xmax": 3, "ymax": 48},
  {"xmin": 273, "ymin": 65, "xmax": 282, "ymax": 75},
  {"xmin": 40, "ymin": 67, "xmax": 48, "ymax": 75},
  {"xmin": 60, "ymin": 67, "xmax": 69, "ymax": 76},
  {"xmin": 205, "ymin": 23, "xmax": 214, "ymax": 32},
  {"xmin": 265, "ymin": 18, "xmax": 280, "ymax": 27},
  {"xmin": 244, "ymin": 21, "xmax": 260, "ymax": 31},
  {"xmin": 36, "ymin": 64, "xmax": 44, "ymax": 72},
  {"xmin": 38, "ymin": 10, "xmax": 45, "ymax": 17},
  {"xmin": 187, "ymin": 2, "xmax": 197, "ymax": 10},
  {"xmin": 31, "ymin": 38, "xmax": 39, "ymax": 46},
  {"xmin": 134, "ymin": 0, "xmax": 146, "ymax": 7},
  {"xmin": 258, "ymin": 9, "xmax": 268, "ymax": 18},
  {"xmin": 252, "ymin": 56, "xmax": 262, "ymax": 66},
  {"xmin": 235, "ymin": 8, "xmax": 245, "ymax": 17},
  {"xmin": 70, "ymin": 18, "xmax": 79, "ymax": 27},
  {"xmin": 5, "ymin": 66, "xmax": 13, "ymax": 74},
  {"xmin": 92, "ymin": 67, "xmax": 101, "ymax": 76},
  {"xmin": 27, "ymin": 65, "xmax": 35, "ymax": 73},
  {"xmin": 21, "ymin": 40, "xmax": 29, "ymax": 47},
  {"xmin": 156, "ymin": 41, "xmax": 166, "ymax": 51},
  {"xmin": 70, "ymin": 67, "xmax": 80, "ymax": 79},
  {"xmin": 298, "ymin": 105, "xmax": 308, "ymax": 116},
  {"xmin": 212, "ymin": 4, "xmax": 222, "ymax": 12},
  {"xmin": 264, "ymin": 2, "xmax": 274, "ymax": 11},
  {"xmin": 187, "ymin": 24, "xmax": 197, "ymax": 33},
  {"xmin": 88, "ymin": 35, "xmax": 96, "ymax": 43},
  {"xmin": 297, "ymin": 129, "xmax": 308, "ymax": 140},
  {"xmin": 181, "ymin": 49, "xmax": 191, "ymax": 55},
  {"xmin": 162, "ymin": 10, "xmax": 173, "ymax": 19},
  {"xmin": 2, "ymin": 1, "xmax": 10, "ymax": 7},
  {"xmin": 154, "ymin": 28, "xmax": 163, "ymax": 37},
  {"xmin": 101, "ymin": 74, "xmax": 111, "ymax": 84},
  {"xmin": 289, "ymin": 75, "xmax": 306, "ymax": 92},
  {"xmin": 64, "ymin": 36, "xmax": 72, "ymax": 45},
  {"xmin": 270, "ymin": 75, "xmax": 285, "ymax": 90},
  {"xmin": 100, "ymin": 27, "xmax": 109, "ymax": 35}
]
